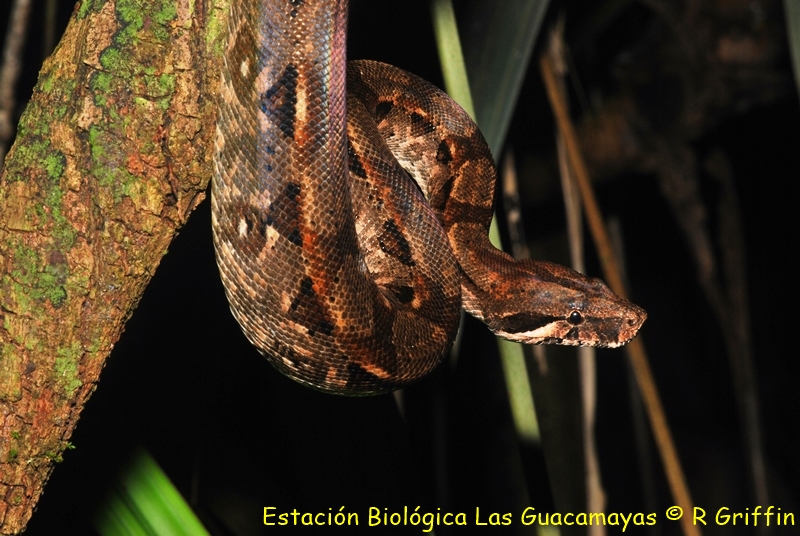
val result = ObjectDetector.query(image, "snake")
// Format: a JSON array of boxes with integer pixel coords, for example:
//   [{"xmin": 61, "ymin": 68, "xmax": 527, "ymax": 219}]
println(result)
[{"xmin": 211, "ymin": 0, "xmax": 647, "ymax": 395}]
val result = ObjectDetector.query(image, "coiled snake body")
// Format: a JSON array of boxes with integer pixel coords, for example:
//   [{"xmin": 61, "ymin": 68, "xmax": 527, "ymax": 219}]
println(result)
[{"xmin": 212, "ymin": 0, "xmax": 646, "ymax": 395}]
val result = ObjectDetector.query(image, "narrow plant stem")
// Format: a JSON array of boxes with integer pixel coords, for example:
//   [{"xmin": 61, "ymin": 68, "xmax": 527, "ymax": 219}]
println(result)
[
  {"xmin": 430, "ymin": 0, "xmax": 475, "ymax": 119},
  {"xmin": 539, "ymin": 51, "xmax": 701, "ymax": 536},
  {"xmin": 430, "ymin": 0, "xmax": 539, "ymax": 448},
  {"xmin": 558, "ymin": 121, "xmax": 606, "ymax": 531}
]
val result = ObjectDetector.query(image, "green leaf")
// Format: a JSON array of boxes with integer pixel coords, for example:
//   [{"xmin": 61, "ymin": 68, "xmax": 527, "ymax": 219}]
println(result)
[{"xmin": 95, "ymin": 447, "xmax": 210, "ymax": 536}]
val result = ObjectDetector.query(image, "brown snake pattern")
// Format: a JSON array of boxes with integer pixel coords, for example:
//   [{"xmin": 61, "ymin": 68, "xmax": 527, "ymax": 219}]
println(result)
[{"xmin": 212, "ymin": 0, "xmax": 647, "ymax": 395}]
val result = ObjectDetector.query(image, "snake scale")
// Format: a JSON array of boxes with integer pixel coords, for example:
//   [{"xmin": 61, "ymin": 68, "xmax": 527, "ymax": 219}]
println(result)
[{"xmin": 211, "ymin": 0, "xmax": 647, "ymax": 395}]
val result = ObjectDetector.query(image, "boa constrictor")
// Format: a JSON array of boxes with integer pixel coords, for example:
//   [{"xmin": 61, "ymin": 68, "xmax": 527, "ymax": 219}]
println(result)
[{"xmin": 211, "ymin": 0, "xmax": 647, "ymax": 395}]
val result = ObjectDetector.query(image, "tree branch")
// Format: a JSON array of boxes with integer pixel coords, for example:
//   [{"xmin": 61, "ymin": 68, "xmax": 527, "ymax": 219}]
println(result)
[{"xmin": 0, "ymin": 1, "xmax": 226, "ymax": 532}]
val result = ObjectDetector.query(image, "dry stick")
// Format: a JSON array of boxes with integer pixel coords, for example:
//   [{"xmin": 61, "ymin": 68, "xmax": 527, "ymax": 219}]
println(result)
[
  {"xmin": 500, "ymin": 150, "xmax": 530, "ymax": 260},
  {"xmin": 0, "ymin": 0, "xmax": 32, "ymax": 165},
  {"xmin": 539, "ymin": 53, "xmax": 701, "ymax": 536},
  {"xmin": 558, "ymin": 133, "xmax": 607, "ymax": 535},
  {"xmin": 550, "ymin": 26, "xmax": 607, "ymax": 523}
]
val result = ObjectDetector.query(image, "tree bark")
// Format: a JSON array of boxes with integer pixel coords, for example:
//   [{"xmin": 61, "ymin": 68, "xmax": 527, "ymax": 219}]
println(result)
[{"xmin": 0, "ymin": 1, "xmax": 225, "ymax": 532}]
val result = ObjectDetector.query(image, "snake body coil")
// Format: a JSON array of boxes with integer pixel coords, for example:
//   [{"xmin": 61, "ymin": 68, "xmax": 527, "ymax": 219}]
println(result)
[{"xmin": 212, "ymin": 0, "xmax": 646, "ymax": 395}]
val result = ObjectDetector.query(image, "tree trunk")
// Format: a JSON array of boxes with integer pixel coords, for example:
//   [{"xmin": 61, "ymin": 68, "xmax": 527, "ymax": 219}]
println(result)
[{"xmin": 0, "ymin": 1, "xmax": 225, "ymax": 532}]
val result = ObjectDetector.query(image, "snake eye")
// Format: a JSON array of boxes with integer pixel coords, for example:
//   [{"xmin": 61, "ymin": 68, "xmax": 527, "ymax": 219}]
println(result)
[{"xmin": 568, "ymin": 311, "xmax": 583, "ymax": 325}]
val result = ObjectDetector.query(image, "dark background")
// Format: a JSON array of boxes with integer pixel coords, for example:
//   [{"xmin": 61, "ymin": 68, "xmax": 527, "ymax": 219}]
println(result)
[{"xmin": 1, "ymin": 0, "xmax": 798, "ymax": 534}]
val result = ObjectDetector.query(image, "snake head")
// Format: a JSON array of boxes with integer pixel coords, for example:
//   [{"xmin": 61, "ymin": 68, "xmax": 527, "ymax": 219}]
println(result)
[{"xmin": 465, "ymin": 259, "xmax": 647, "ymax": 348}]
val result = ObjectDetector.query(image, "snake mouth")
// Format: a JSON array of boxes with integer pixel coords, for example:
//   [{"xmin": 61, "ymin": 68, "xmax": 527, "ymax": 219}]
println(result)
[
  {"xmin": 534, "ymin": 336, "xmax": 639, "ymax": 349},
  {"xmin": 492, "ymin": 304, "xmax": 646, "ymax": 348}
]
